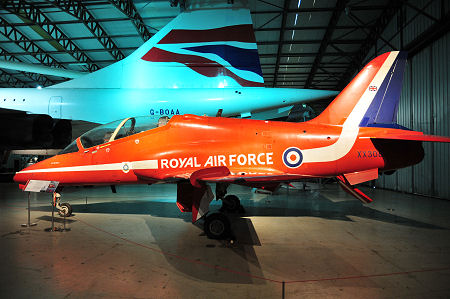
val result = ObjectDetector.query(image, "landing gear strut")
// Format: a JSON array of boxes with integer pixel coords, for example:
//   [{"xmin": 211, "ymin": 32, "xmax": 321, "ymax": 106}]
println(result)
[
  {"xmin": 215, "ymin": 182, "xmax": 245, "ymax": 214},
  {"xmin": 220, "ymin": 194, "xmax": 245, "ymax": 213},
  {"xmin": 177, "ymin": 181, "xmax": 243, "ymax": 240}
]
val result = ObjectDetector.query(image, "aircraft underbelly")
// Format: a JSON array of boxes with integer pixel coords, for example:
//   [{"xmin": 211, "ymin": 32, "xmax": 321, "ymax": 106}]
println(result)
[{"xmin": 49, "ymin": 96, "xmax": 62, "ymax": 118}]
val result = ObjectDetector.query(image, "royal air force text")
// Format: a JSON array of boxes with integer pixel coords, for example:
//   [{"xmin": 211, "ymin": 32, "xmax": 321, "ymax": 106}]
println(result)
[{"xmin": 160, "ymin": 153, "xmax": 274, "ymax": 169}]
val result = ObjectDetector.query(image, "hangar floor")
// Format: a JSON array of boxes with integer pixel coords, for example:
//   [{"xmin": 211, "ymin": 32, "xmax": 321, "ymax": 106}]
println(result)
[{"xmin": 1, "ymin": 182, "xmax": 450, "ymax": 298}]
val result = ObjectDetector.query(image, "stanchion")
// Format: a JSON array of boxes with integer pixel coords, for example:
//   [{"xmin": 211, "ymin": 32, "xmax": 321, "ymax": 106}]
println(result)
[
  {"xmin": 282, "ymin": 281, "xmax": 285, "ymax": 299},
  {"xmin": 45, "ymin": 193, "xmax": 58, "ymax": 232},
  {"xmin": 60, "ymin": 210, "xmax": 71, "ymax": 232},
  {"xmin": 51, "ymin": 200, "xmax": 55, "ymax": 231},
  {"xmin": 21, "ymin": 192, "xmax": 37, "ymax": 227}
]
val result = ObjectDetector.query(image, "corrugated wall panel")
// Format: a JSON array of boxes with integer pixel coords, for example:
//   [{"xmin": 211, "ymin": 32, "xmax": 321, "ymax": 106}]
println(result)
[
  {"xmin": 431, "ymin": 32, "xmax": 450, "ymax": 199},
  {"xmin": 403, "ymin": 0, "xmax": 436, "ymax": 46},
  {"xmin": 367, "ymin": 1, "xmax": 449, "ymax": 199},
  {"xmin": 411, "ymin": 49, "xmax": 434, "ymax": 195},
  {"xmin": 396, "ymin": 62, "xmax": 413, "ymax": 193}
]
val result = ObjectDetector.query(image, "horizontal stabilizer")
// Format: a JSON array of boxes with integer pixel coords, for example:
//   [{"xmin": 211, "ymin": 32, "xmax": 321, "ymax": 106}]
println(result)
[{"xmin": 343, "ymin": 168, "xmax": 378, "ymax": 185}]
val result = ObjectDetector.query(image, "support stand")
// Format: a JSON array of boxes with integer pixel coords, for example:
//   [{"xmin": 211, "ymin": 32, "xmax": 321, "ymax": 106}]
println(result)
[
  {"xmin": 45, "ymin": 193, "xmax": 71, "ymax": 232},
  {"xmin": 21, "ymin": 192, "xmax": 37, "ymax": 227},
  {"xmin": 51, "ymin": 200, "xmax": 56, "ymax": 231}
]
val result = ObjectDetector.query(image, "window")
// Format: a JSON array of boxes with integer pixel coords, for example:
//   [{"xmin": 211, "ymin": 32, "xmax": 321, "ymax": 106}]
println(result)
[
  {"xmin": 79, "ymin": 116, "xmax": 161, "ymax": 149},
  {"xmin": 58, "ymin": 139, "xmax": 79, "ymax": 155}
]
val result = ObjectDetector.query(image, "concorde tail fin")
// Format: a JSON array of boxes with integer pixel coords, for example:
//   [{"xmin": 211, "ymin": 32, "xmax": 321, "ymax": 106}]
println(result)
[
  {"xmin": 310, "ymin": 51, "xmax": 407, "ymax": 128},
  {"xmin": 52, "ymin": 8, "xmax": 264, "ymax": 89}
]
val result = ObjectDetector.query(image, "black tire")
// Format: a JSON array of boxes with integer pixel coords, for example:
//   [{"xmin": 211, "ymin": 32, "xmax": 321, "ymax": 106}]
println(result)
[
  {"xmin": 221, "ymin": 195, "xmax": 241, "ymax": 212},
  {"xmin": 204, "ymin": 213, "xmax": 230, "ymax": 239},
  {"xmin": 58, "ymin": 202, "xmax": 73, "ymax": 217}
]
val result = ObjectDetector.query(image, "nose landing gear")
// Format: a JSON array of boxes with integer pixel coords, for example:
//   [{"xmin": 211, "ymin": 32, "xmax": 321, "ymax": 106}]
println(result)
[
  {"xmin": 53, "ymin": 192, "xmax": 73, "ymax": 217},
  {"xmin": 58, "ymin": 202, "xmax": 73, "ymax": 217}
]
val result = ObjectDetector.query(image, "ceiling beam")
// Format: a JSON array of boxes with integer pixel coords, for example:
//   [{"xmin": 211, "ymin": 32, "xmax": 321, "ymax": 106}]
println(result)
[
  {"xmin": 260, "ymin": 52, "xmax": 355, "ymax": 58},
  {"xmin": 0, "ymin": 69, "xmax": 27, "ymax": 87},
  {"xmin": 0, "ymin": 48, "xmax": 54, "ymax": 87},
  {"xmin": 251, "ymin": 5, "xmax": 387, "ymax": 14},
  {"xmin": 404, "ymin": 10, "xmax": 450, "ymax": 58},
  {"xmin": 258, "ymin": 39, "xmax": 363, "ymax": 45},
  {"xmin": 272, "ymin": 0, "xmax": 290, "ymax": 88},
  {"xmin": 337, "ymin": 0, "xmax": 402, "ymax": 89},
  {"xmin": 0, "ymin": 33, "xmax": 141, "ymax": 44},
  {"xmin": 1, "ymin": 0, "xmax": 100, "ymax": 72},
  {"xmin": 48, "ymin": 0, "xmax": 126, "ymax": 61},
  {"xmin": 0, "ymin": 16, "xmax": 66, "ymax": 71},
  {"xmin": 255, "ymin": 25, "xmax": 364, "ymax": 31},
  {"xmin": 109, "ymin": 0, "xmax": 152, "ymax": 42},
  {"xmin": 304, "ymin": 0, "xmax": 349, "ymax": 88}
]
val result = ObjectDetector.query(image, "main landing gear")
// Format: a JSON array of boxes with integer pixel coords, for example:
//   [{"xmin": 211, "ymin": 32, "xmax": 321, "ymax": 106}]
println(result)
[
  {"xmin": 202, "ymin": 183, "xmax": 245, "ymax": 239},
  {"xmin": 176, "ymin": 181, "xmax": 244, "ymax": 240},
  {"xmin": 220, "ymin": 194, "xmax": 245, "ymax": 214},
  {"xmin": 203, "ymin": 212, "xmax": 231, "ymax": 239}
]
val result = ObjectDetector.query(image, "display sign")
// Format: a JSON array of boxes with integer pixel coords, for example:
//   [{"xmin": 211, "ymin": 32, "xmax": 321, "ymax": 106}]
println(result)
[{"xmin": 24, "ymin": 180, "xmax": 59, "ymax": 193}]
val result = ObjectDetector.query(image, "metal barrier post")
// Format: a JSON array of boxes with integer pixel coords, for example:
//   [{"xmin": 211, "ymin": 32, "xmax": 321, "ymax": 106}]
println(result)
[{"xmin": 21, "ymin": 192, "xmax": 37, "ymax": 227}]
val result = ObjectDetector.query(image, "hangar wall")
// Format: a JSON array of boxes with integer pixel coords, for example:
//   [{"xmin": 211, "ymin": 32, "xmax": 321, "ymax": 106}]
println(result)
[{"xmin": 366, "ymin": 1, "xmax": 450, "ymax": 199}]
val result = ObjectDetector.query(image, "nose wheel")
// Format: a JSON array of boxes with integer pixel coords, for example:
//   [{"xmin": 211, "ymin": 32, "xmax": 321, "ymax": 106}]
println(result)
[
  {"xmin": 58, "ymin": 202, "xmax": 73, "ymax": 217},
  {"xmin": 53, "ymin": 192, "xmax": 73, "ymax": 217}
]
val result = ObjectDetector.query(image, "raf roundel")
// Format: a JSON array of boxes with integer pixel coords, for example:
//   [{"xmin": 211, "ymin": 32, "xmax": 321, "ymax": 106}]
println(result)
[
  {"xmin": 282, "ymin": 147, "xmax": 303, "ymax": 168},
  {"xmin": 122, "ymin": 162, "xmax": 131, "ymax": 173}
]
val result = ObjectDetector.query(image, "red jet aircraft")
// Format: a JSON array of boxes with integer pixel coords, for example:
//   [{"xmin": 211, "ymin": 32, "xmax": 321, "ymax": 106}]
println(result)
[{"xmin": 14, "ymin": 51, "xmax": 450, "ymax": 239}]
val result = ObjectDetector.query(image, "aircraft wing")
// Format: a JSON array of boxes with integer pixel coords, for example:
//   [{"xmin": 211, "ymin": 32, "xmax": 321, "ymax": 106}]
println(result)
[
  {"xmin": 182, "ymin": 166, "xmax": 312, "ymax": 187},
  {"xmin": 137, "ymin": 166, "xmax": 312, "ymax": 186}
]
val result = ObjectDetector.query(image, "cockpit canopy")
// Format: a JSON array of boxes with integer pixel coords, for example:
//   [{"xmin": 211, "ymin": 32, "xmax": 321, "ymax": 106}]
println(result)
[{"xmin": 59, "ymin": 116, "xmax": 168, "ymax": 155}]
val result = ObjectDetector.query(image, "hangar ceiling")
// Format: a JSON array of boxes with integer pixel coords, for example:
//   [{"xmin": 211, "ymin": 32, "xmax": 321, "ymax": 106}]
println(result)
[{"xmin": 0, "ymin": 0, "xmax": 448, "ymax": 96}]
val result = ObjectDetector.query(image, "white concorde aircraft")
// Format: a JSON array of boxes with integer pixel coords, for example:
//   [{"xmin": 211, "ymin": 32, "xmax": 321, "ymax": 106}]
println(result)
[{"xmin": 0, "ymin": 7, "xmax": 337, "ymax": 148}]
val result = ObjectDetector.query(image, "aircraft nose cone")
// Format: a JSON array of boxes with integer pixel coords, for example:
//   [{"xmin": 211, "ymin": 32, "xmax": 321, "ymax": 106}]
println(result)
[{"xmin": 13, "ymin": 170, "xmax": 29, "ymax": 185}]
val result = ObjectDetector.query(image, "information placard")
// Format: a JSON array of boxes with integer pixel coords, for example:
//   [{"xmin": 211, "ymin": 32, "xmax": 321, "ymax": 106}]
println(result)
[{"xmin": 24, "ymin": 180, "xmax": 59, "ymax": 193}]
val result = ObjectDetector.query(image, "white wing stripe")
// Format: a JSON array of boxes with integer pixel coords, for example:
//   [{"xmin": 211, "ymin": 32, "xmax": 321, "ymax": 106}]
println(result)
[{"xmin": 18, "ymin": 159, "xmax": 159, "ymax": 174}]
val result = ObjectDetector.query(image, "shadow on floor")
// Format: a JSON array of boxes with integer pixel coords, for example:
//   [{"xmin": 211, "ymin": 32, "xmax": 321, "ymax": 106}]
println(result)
[{"xmin": 33, "ymin": 194, "xmax": 445, "ymax": 230}]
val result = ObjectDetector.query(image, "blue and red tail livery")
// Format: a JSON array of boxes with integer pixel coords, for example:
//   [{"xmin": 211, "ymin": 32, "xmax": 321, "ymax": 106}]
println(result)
[{"xmin": 141, "ymin": 21, "xmax": 264, "ymax": 87}]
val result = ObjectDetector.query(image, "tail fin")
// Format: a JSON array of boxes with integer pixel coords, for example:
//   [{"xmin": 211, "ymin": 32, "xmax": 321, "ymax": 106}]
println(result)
[
  {"xmin": 311, "ymin": 51, "xmax": 407, "ymax": 128},
  {"xmin": 52, "ymin": 8, "xmax": 263, "ymax": 89}
]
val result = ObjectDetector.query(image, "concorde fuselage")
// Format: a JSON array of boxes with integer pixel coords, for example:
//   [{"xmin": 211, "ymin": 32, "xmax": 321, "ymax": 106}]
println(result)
[{"xmin": 0, "ymin": 87, "xmax": 335, "ymax": 124}]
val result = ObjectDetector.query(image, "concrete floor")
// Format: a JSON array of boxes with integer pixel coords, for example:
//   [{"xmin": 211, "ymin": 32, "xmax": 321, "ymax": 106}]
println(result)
[{"xmin": 1, "ymin": 182, "xmax": 450, "ymax": 299}]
